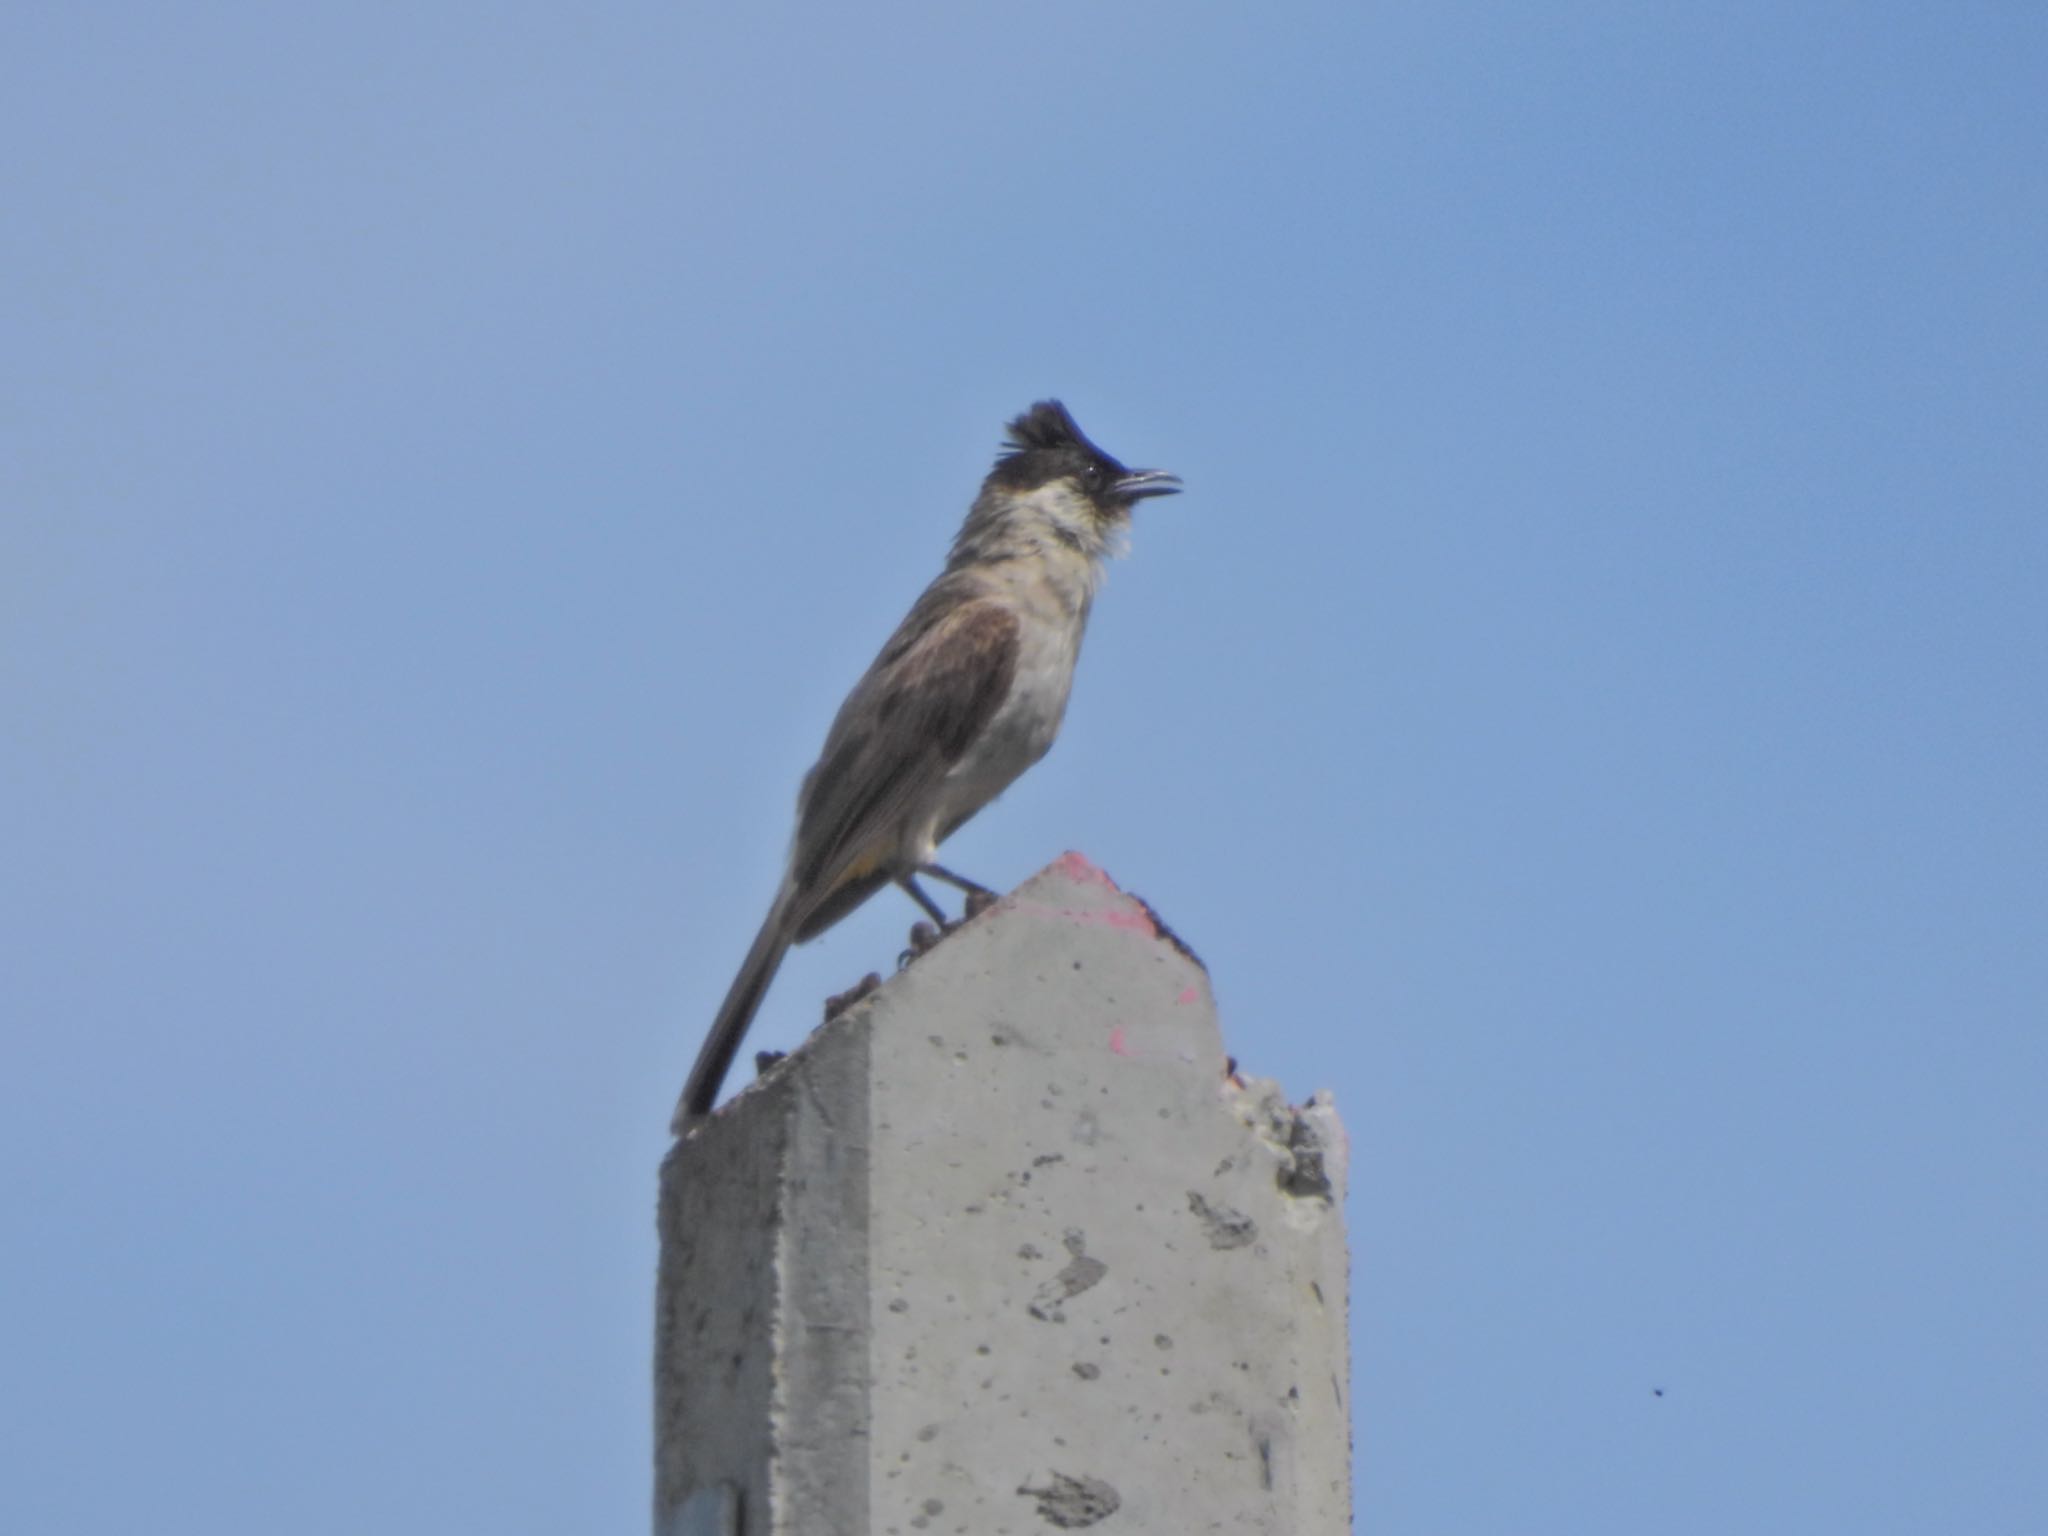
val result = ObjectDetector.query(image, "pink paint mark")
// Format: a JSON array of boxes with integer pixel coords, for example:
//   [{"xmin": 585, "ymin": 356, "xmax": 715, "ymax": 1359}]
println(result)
[
  {"xmin": 1053, "ymin": 851, "xmax": 1120, "ymax": 892},
  {"xmin": 1107, "ymin": 1026, "xmax": 1132, "ymax": 1057},
  {"xmin": 1009, "ymin": 899, "xmax": 1159, "ymax": 939},
  {"xmin": 1175, "ymin": 985, "xmax": 1201, "ymax": 1006},
  {"xmin": 1084, "ymin": 907, "xmax": 1157, "ymax": 935}
]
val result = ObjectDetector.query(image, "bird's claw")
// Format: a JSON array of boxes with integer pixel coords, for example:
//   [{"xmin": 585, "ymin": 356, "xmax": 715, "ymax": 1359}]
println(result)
[{"xmin": 897, "ymin": 920, "xmax": 944, "ymax": 968}]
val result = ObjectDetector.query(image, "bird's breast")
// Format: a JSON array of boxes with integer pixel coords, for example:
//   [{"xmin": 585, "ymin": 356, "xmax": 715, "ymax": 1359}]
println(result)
[{"xmin": 924, "ymin": 611, "xmax": 1081, "ymax": 841}]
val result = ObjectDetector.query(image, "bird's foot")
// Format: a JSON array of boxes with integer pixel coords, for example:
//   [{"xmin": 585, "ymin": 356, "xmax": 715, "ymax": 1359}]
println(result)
[
  {"xmin": 962, "ymin": 887, "xmax": 998, "ymax": 920},
  {"xmin": 898, "ymin": 920, "xmax": 945, "ymax": 968}
]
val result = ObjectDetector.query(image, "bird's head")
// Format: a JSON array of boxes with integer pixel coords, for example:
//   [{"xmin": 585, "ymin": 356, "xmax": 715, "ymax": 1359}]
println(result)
[{"xmin": 988, "ymin": 401, "xmax": 1181, "ymax": 533}]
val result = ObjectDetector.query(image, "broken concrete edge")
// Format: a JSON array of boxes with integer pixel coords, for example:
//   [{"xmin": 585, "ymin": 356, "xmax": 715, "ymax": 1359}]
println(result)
[
  {"xmin": 675, "ymin": 851, "xmax": 1345, "ymax": 1201},
  {"xmin": 1225, "ymin": 1074, "xmax": 1350, "ymax": 1206}
]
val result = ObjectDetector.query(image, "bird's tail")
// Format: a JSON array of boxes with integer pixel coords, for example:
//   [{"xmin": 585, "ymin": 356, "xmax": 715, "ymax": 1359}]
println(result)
[{"xmin": 672, "ymin": 892, "xmax": 796, "ymax": 1135}]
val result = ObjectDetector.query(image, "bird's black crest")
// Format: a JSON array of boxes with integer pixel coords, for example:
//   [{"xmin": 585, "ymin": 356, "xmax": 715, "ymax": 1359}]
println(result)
[
  {"xmin": 993, "ymin": 400, "xmax": 1129, "ymax": 487},
  {"xmin": 1004, "ymin": 400, "xmax": 1093, "ymax": 455}
]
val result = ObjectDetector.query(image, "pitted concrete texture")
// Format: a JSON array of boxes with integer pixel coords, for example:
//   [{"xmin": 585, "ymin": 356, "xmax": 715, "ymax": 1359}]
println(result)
[
  {"xmin": 654, "ymin": 1002, "xmax": 870, "ymax": 1534},
  {"xmin": 655, "ymin": 853, "xmax": 1349, "ymax": 1535}
]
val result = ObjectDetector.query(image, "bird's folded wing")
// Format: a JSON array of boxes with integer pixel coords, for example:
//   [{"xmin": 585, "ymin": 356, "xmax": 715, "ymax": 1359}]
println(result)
[{"xmin": 788, "ymin": 595, "xmax": 1021, "ymax": 924}]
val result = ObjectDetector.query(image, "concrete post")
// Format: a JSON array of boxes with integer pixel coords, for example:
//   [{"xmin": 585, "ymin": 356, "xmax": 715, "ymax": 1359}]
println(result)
[{"xmin": 655, "ymin": 853, "xmax": 1349, "ymax": 1534}]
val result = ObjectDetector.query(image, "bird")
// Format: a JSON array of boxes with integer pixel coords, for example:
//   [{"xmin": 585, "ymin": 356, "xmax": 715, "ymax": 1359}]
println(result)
[{"xmin": 674, "ymin": 400, "xmax": 1180, "ymax": 1132}]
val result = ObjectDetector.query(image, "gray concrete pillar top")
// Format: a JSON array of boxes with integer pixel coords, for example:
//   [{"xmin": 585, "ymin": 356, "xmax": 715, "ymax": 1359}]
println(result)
[{"xmin": 656, "ymin": 853, "xmax": 1350, "ymax": 1534}]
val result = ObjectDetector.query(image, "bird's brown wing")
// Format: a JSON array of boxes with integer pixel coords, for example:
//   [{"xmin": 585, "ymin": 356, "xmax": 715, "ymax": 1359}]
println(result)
[{"xmin": 787, "ymin": 591, "xmax": 1020, "ymax": 940}]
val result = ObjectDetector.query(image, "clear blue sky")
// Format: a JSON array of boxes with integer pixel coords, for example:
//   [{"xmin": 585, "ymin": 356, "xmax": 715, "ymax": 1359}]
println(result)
[{"xmin": 4, "ymin": 4, "xmax": 2043, "ymax": 1531}]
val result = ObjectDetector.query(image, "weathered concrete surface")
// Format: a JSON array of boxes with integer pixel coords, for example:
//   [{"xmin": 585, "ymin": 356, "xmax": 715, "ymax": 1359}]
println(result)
[{"xmin": 655, "ymin": 853, "xmax": 1349, "ymax": 1535}]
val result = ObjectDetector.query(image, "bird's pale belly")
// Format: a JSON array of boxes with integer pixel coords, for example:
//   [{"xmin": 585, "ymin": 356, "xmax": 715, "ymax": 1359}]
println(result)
[{"xmin": 913, "ymin": 643, "xmax": 1077, "ymax": 860}]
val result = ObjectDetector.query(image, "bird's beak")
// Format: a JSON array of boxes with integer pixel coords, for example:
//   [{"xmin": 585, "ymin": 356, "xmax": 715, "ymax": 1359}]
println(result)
[{"xmin": 1112, "ymin": 469, "xmax": 1182, "ymax": 501}]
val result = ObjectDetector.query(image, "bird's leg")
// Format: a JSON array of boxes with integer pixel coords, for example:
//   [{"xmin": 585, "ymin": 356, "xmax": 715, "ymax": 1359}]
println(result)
[
  {"xmin": 920, "ymin": 863, "xmax": 994, "ymax": 898},
  {"xmin": 921, "ymin": 862, "xmax": 999, "ymax": 918},
  {"xmin": 896, "ymin": 874, "xmax": 953, "ymax": 928},
  {"xmin": 895, "ymin": 875, "xmax": 954, "ymax": 966},
  {"xmin": 896, "ymin": 868, "xmax": 1003, "ymax": 966}
]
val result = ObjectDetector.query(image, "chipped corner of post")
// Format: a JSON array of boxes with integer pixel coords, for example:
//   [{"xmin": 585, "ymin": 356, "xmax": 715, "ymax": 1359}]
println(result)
[{"xmin": 1225, "ymin": 1073, "xmax": 1348, "ymax": 1207}]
